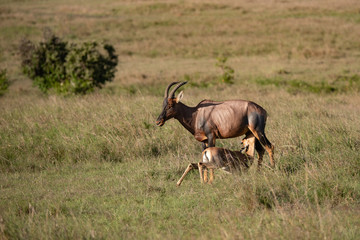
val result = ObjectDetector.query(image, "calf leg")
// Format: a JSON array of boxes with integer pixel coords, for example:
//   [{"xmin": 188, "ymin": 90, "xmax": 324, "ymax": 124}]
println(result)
[
  {"xmin": 198, "ymin": 162, "xmax": 204, "ymax": 184},
  {"xmin": 176, "ymin": 163, "xmax": 198, "ymax": 186},
  {"xmin": 209, "ymin": 169, "xmax": 214, "ymax": 184},
  {"xmin": 199, "ymin": 162, "xmax": 217, "ymax": 184},
  {"xmin": 203, "ymin": 168, "xmax": 208, "ymax": 183}
]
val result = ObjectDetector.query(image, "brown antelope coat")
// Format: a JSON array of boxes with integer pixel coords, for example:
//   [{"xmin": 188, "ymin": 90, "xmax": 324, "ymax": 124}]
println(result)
[{"xmin": 156, "ymin": 82, "xmax": 274, "ymax": 167}]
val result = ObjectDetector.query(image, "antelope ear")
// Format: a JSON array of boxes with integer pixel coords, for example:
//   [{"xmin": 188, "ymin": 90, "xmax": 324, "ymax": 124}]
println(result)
[{"xmin": 176, "ymin": 91, "xmax": 184, "ymax": 103}]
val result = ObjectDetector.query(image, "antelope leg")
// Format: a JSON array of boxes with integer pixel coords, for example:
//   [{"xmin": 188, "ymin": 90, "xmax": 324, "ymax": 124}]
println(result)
[
  {"xmin": 200, "ymin": 163, "xmax": 216, "ymax": 184},
  {"xmin": 176, "ymin": 163, "xmax": 198, "ymax": 186},
  {"xmin": 209, "ymin": 169, "xmax": 214, "ymax": 184},
  {"xmin": 203, "ymin": 168, "xmax": 208, "ymax": 183},
  {"xmin": 198, "ymin": 162, "xmax": 204, "ymax": 184}
]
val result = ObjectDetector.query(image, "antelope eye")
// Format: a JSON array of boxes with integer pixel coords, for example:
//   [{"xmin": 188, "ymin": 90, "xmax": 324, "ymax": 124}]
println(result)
[{"xmin": 167, "ymin": 102, "xmax": 174, "ymax": 108}]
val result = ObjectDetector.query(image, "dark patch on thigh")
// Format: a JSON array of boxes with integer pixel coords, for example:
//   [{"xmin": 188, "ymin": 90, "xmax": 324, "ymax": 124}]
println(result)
[{"xmin": 248, "ymin": 112, "xmax": 259, "ymax": 128}]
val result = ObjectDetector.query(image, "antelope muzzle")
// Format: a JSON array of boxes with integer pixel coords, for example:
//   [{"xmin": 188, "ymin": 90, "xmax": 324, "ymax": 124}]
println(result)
[{"xmin": 156, "ymin": 114, "xmax": 165, "ymax": 126}]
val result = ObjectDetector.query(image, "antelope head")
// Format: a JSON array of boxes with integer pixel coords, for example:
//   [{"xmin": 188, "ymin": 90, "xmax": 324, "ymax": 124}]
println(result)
[{"xmin": 156, "ymin": 81, "xmax": 187, "ymax": 126}]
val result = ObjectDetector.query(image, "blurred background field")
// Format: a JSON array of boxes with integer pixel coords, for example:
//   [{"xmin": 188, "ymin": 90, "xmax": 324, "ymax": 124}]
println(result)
[{"xmin": 1, "ymin": 0, "xmax": 360, "ymax": 239}]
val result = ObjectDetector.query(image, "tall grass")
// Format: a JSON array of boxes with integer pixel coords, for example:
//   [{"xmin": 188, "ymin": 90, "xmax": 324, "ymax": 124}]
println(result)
[
  {"xmin": 1, "ymin": 86, "xmax": 359, "ymax": 239},
  {"xmin": 1, "ymin": 0, "xmax": 360, "ymax": 239}
]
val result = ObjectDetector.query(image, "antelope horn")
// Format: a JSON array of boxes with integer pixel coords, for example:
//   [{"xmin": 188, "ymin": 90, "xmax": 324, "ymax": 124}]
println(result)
[
  {"xmin": 164, "ymin": 82, "xmax": 179, "ymax": 98},
  {"xmin": 169, "ymin": 81, "xmax": 187, "ymax": 99}
]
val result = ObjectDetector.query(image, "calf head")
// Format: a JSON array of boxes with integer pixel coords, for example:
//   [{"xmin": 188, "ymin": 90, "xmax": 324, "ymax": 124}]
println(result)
[{"xmin": 156, "ymin": 81, "xmax": 187, "ymax": 126}]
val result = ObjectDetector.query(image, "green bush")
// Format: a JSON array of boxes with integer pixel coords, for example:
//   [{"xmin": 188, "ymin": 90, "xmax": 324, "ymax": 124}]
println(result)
[
  {"xmin": 19, "ymin": 33, "xmax": 118, "ymax": 94},
  {"xmin": 0, "ymin": 69, "xmax": 9, "ymax": 96},
  {"xmin": 215, "ymin": 56, "xmax": 234, "ymax": 84}
]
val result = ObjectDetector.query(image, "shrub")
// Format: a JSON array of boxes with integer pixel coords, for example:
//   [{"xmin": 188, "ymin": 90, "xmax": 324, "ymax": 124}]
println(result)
[
  {"xmin": 0, "ymin": 69, "xmax": 9, "ymax": 96},
  {"xmin": 19, "ymin": 32, "xmax": 118, "ymax": 94},
  {"xmin": 215, "ymin": 55, "xmax": 234, "ymax": 84}
]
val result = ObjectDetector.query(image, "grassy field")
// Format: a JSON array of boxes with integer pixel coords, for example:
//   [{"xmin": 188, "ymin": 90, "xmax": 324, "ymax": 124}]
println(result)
[{"xmin": 1, "ymin": 0, "xmax": 360, "ymax": 239}]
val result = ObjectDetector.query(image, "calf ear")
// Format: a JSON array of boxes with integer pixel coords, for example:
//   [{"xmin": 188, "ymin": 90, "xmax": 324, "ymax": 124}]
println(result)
[{"xmin": 176, "ymin": 91, "xmax": 184, "ymax": 103}]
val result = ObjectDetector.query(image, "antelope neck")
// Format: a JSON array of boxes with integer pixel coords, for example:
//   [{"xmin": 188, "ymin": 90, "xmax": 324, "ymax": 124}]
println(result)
[{"xmin": 174, "ymin": 102, "xmax": 197, "ymax": 135}]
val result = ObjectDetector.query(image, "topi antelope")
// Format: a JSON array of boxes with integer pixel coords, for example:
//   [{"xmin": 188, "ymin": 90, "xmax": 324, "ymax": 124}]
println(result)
[
  {"xmin": 156, "ymin": 81, "xmax": 275, "ymax": 167},
  {"xmin": 176, "ymin": 137, "xmax": 255, "ymax": 186}
]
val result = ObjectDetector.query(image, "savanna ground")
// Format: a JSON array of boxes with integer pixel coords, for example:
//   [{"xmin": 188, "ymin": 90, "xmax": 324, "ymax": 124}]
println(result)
[{"xmin": 1, "ymin": 0, "xmax": 360, "ymax": 239}]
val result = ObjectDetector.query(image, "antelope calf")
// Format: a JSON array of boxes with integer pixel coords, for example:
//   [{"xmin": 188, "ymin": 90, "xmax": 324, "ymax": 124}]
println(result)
[{"xmin": 176, "ymin": 137, "xmax": 255, "ymax": 186}]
